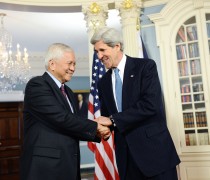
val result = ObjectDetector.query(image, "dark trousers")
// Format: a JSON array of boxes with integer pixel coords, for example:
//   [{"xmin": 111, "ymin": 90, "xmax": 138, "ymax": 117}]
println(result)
[{"xmin": 125, "ymin": 151, "xmax": 178, "ymax": 180}]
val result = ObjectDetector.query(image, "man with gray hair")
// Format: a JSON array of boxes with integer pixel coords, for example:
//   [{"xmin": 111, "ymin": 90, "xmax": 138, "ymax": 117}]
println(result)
[
  {"xmin": 92, "ymin": 27, "xmax": 180, "ymax": 180},
  {"xmin": 20, "ymin": 43, "xmax": 111, "ymax": 180}
]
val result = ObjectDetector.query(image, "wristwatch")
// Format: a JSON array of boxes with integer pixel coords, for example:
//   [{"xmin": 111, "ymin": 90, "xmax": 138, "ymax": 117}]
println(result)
[{"xmin": 110, "ymin": 115, "xmax": 116, "ymax": 127}]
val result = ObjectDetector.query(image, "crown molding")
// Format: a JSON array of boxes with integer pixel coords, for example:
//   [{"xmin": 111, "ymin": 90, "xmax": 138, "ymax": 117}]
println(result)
[
  {"xmin": 0, "ymin": 91, "xmax": 24, "ymax": 102},
  {"xmin": 143, "ymin": 0, "xmax": 168, "ymax": 8},
  {"xmin": 1, "ymin": 0, "xmax": 169, "ymax": 8},
  {"xmin": 0, "ymin": 0, "xmax": 114, "ymax": 6}
]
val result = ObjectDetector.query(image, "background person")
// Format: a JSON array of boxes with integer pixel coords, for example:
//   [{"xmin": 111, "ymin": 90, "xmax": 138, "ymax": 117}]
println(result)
[{"xmin": 77, "ymin": 93, "xmax": 88, "ymax": 118}]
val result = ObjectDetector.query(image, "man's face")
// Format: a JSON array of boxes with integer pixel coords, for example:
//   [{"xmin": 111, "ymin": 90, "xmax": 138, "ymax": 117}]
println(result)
[
  {"xmin": 49, "ymin": 51, "xmax": 76, "ymax": 83},
  {"xmin": 78, "ymin": 94, "xmax": 83, "ymax": 101},
  {"xmin": 94, "ymin": 40, "xmax": 121, "ymax": 69}
]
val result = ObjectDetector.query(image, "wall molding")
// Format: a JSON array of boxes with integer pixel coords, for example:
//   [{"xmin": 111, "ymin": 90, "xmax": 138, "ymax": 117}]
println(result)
[
  {"xmin": 1, "ymin": 0, "xmax": 169, "ymax": 9},
  {"xmin": 0, "ymin": 91, "xmax": 24, "ymax": 102}
]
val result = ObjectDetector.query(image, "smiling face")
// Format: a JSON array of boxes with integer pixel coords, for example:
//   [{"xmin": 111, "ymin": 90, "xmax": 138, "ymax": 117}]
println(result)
[
  {"xmin": 94, "ymin": 40, "xmax": 123, "ymax": 69},
  {"xmin": 48, "ymin": 51, "xmax": 76, "ymax": 83}
]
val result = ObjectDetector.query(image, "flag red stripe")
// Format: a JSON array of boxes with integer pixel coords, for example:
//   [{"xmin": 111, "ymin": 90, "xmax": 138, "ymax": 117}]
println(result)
[
  {"xmin": 102, "ymin": 136, "xmax": 120, "ymax": 180},
  {"xmin": 88, "ymin": 100, "xmax": 96, "ymax": 153},
  {"xmin": 88, "ymin": 141, "xmax": 96, "ymax": 153},
  {"xmin": 88, "ymin": 102, "xmax": 94, "ymax": 115},
  {"xmin": 94, "ymin": 174, "xmax": 98, "ymax": 180},
  {"xmin": 115, "ymin": 169, "xmax": 120, "ymax": 180},
  {"xmin": 95, "ymin": 146, "xmax": 113, "ymax": 180},
  {"xmin": 88, "ymin": 52, "xmax": 119, "ymax": 180},
  {"xmin": 102, "ymin": 140, "xmax": 114, "ymax": 165}
]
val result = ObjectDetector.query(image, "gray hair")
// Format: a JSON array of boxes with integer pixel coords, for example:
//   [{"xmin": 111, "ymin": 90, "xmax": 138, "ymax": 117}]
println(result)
[
  {"xmin": 44, "ymin": 43, "xmax": 74, "ymax": 70},
  {"xmin": 91, "ymin": 27, "xmax": 124, "ymax": 51}
]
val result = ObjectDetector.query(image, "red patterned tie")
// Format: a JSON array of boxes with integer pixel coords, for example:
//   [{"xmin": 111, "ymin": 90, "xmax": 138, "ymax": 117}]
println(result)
[
  {"xmin": 60, "ymin": 84, "xmax": 74, "ymax": 113},
  {"xmin": 61, "ymin": 84, "xmax": 67, "ymax": 97}
]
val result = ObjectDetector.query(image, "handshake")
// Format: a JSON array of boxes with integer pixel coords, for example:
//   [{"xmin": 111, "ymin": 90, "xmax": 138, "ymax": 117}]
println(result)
[{"xmin": 95, "ymin": 116, "xmax": 113, "ymax": 141}]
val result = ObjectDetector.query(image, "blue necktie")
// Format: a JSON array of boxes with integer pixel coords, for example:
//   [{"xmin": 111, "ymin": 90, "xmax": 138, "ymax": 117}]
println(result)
[{"xmin": 114, "ymin": 68, "xmax": 122, "ymax": 112}]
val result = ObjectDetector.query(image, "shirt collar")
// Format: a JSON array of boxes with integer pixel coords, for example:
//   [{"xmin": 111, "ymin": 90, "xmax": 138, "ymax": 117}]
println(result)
[
  {"xmin": 46, "ymin": 71, "xmax": 62, "ymax": 88},
  {"xmin": 113, "ymin": 54, "xmax": 126, "ymax": 72}
]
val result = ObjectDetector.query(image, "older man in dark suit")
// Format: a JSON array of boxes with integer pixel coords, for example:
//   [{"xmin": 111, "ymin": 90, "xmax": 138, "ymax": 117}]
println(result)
[
  {"xmin": 92, "ymin": 27, "xmax": 180, "ymax": 180},
  {"xmin": 20, "ymin": 43, "xmax": 111, "ymax": 180}
]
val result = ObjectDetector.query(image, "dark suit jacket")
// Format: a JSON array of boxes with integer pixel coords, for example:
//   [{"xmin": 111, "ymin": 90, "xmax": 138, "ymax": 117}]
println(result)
[
  {"xmin": 20, "ymin": 72, "xmax": 99, "ymax": 180},
  {"xmin": 98, "ymin": 56, "xmax": 180, "ymax": 179}
]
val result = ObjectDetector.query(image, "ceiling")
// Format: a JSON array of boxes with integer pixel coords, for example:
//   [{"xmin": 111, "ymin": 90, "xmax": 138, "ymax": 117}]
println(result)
[{"xmin": 0, "ymin": 2, "xmax": 121, "ymax": 55}]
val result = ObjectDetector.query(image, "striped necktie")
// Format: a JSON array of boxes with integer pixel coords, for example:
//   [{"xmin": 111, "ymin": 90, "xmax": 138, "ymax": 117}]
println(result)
[
  {"xmin": 60, "ymin": 84, "xmax": 74, "ymax": 113},
  {"xmin": 61, "ymin": 84, "xmax": 67, "ymax": 97}
]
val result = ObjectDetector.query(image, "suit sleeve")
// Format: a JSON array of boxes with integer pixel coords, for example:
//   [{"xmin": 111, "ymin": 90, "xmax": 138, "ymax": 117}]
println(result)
[{"xmin": 24, "ymin": 77, "xmax": 100, "ymax": 142}]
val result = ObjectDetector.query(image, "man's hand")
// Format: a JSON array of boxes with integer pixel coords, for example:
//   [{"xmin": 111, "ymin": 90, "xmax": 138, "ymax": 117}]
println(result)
[
  {"xmin": 95, "ymin": 116, "xmax": 112, "ymax": 126},
  {"xmin": 97, "ymin": 123, "xmax": 111, "ymax": 140}
]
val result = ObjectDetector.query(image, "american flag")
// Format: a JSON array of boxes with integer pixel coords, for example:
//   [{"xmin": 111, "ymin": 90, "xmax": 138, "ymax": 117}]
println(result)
[{"xmin": 88, "ymin": 52, "xmax": 120, "ymax": 180}]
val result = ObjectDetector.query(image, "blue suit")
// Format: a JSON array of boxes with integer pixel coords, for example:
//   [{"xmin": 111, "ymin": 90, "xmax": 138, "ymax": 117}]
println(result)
[{"xmin": 98, "ymin": 56, "xmax": 180, "ymax": 179}]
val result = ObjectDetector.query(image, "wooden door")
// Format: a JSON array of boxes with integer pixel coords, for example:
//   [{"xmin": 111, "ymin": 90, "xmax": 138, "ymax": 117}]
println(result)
[{"xmin": 0, "ymin": 102, "xmax": 23, "ymax": 180}]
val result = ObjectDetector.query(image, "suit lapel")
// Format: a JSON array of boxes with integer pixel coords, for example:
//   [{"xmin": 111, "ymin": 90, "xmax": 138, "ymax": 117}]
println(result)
[
  {"xmin": 42, "ymin": 72, "xmax": 74, "ymax": 113},
  {"xmin": 101, "ymin": 58, "xmax": 136, "ymax": 113},
  {"xmin": 122, "ymin": 56, "xmax": 136, "ymax": 110},
  {"xmin": 102, "ymin": 70, "xmax": 118, "ymax": 113},
  {"xmin": 65, "ymin": 86, "xmax": 77, "ymax": 114}
]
